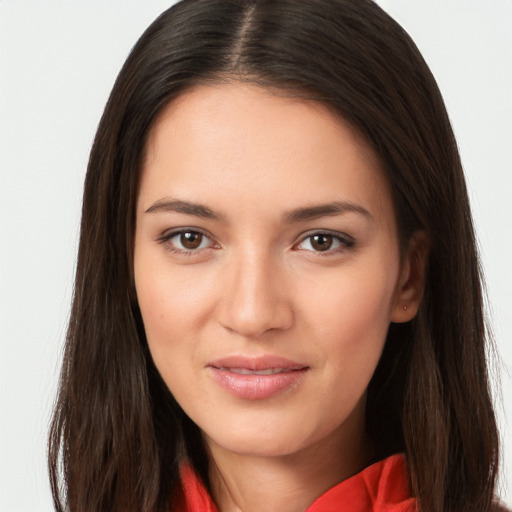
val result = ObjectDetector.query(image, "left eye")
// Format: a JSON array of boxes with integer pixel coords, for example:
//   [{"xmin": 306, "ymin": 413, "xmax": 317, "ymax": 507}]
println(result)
[
  {"xmin": 296, "ymin": 233, "xmax": 352, "ymax": 252},
  {"xmin": 166, "ymin": 230, "xmax": 214, "ymax": 251}
]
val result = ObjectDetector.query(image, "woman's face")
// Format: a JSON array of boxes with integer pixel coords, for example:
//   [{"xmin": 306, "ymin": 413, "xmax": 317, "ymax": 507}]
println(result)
[{"xmin": 134, "ymin": 83, "xmax": 418, "ymax": 460}]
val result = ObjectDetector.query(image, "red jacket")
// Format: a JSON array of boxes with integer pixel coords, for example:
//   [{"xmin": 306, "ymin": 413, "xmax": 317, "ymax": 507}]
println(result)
[{"xmin": 173, "ymin": 453, "xmax": 417, "ymax": 511}]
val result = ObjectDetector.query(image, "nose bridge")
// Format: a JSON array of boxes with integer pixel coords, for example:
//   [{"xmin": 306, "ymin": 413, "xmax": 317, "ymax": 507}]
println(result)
[{"xmin": 218, "ymin": 244, "xmax": 293, "ymax": 337}]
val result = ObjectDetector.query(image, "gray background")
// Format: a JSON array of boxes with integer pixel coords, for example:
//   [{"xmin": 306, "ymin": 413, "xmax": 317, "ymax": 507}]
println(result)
[{"xmin": 1, "ymin": 1, "xmax": 510, "ymax": 510}]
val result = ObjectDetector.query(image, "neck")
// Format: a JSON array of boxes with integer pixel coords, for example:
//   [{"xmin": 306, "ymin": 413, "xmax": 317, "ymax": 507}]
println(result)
[{"xmin": 206, "ymin": 421, "xmax": 373, "ymax": 512}]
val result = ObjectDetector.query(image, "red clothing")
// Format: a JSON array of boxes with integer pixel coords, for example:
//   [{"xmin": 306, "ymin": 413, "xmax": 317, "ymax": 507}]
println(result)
[{"xmin": 173, "ymin": 453, "xmax": 417, "ymax": 511}]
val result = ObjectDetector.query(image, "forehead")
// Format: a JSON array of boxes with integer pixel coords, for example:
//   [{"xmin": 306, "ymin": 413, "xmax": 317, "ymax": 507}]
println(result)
[
  {"xmin": 140, "ymin": 83, "xmax": 393, "ymax": 224},
  {"xmin": 145, "ymin": 82, "xmax": 375, "ymax": 168}
]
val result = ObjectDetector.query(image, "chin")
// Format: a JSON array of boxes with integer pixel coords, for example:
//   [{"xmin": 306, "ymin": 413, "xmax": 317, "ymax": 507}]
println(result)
[
  {"xmin": 201, "ymin": 414, "xmax": 343, "ymax": 460},
  {"xmin": 206, "ymin": 430, "xmax": 308, "ymax": 458}
]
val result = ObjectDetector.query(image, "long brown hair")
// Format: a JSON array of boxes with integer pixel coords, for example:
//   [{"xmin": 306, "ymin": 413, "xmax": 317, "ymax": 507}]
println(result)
[{"xmin": 48, "ymin": 1, "xmax": 500, "ymax": 511}]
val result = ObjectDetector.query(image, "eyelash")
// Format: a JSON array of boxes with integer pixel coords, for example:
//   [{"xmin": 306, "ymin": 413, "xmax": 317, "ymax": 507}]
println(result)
[
  {"xmin": 294, "ymin": 230, "xmax": 355, "ymax": 255},
  {"xmin": 158, "ymin": 228, "xmax": 217, "ymax": 256},
  {"xmin": 157, "ymin": 229, "xmax": 355, "ymax": 256}
]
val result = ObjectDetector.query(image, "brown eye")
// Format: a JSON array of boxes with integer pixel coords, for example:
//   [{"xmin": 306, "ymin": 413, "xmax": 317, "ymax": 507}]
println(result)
[
  {"xmin": 310, "ymin": 234, "xmax": 333, "ymax": 251},
  {"xmin": 295, "ymin": 232, "xmax": 353, "ymax": 254},
  {"xmin": 162, "ymin": 230, "xmax": 214, "ymax": 253},
  {"xmin": 180, "ymin": 231, "xmax": 203, "ymax": 249}
]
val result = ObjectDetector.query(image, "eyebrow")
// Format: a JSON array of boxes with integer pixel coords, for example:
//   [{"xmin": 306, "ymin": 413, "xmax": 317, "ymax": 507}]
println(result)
[
  {"xmin": 145, "ymin": 199, "xmax": 224, "ymax": 220},
  {"xmin": 283, "ymin": 201, "xmax": 373, "ymax": 223},
  {"xmin": 144, "ymin": 198, "xmax": 372, "ymax": 223}
]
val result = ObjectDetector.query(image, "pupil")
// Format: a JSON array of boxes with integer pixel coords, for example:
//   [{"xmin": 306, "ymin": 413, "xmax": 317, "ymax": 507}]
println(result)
[
  {"xmin": 312, "ymin": 234, "xmax": 332, "ymax": 251},
  {"xmin": 181, "ymin": 232, "xmax": 202, "ymax": 249}
]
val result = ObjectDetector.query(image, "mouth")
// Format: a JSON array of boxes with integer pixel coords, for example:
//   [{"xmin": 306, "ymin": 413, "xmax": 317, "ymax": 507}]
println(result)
[
  {"xmin": 207, "ymin": 356, "xmax": 309, "ymax": 400},
  {"xmin": 217, "ymin": 367, "xmax": 300, "ymax": 375}
]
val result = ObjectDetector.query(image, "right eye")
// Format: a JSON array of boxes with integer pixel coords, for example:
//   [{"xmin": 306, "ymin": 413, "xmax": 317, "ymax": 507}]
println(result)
[{"xmin": 160, "ymin": 229, "xmax": 215, "ymax": 254}]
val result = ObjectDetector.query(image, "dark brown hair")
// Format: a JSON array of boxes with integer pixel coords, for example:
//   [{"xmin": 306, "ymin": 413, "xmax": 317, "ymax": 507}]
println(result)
[{"xmin": 48, "ymin": 1, "xmax": 500, "ymax": 511}]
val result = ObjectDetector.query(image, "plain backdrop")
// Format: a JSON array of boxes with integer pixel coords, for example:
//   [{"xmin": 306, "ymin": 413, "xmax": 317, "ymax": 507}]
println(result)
[{"xmin": 0, "ymin": 1, "xmax": 510, "ymax": 510}]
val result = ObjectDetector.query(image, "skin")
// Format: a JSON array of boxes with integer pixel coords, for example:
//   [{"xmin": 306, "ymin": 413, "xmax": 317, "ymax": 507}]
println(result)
[{"xmin": 134, "ymin": 83, "xmax": 426, "ymax": 512}]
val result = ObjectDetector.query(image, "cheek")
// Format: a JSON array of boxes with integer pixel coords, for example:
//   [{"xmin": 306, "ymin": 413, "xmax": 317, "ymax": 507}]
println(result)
[
  {"xmin": 135, "ymin": 269, "xmax": 200, "ymax": 407},
  {"xmin": 135, "ymin": 251, "xmax": 213, "ymax": 335},
  {"xmin": 295, "ymin": 265, "xmax": 398, "ymax": 436},
  {"xmin": 136, "ymin": 273, "xmax": 176, "ymax": 347},
  {"xmin": 301, "ymin": 260, "xmax": 399, "ymax": 369},
  {"xmin": 134, "ymin": 253, "xmax": 191, "ymax": 365},
  {"xmin": 134, "ymin": 252, "xmax": 224, "ymax": 400}
]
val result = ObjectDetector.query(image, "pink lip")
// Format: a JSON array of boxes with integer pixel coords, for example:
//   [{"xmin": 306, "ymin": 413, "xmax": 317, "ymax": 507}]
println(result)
[{"xmin": 207, "ymin": 355, "xmax": 309, "ymax": 400}]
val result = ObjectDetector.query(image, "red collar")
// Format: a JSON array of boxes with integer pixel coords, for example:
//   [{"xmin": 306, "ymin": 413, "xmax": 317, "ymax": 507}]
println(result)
[{"xmin": 174, "ymin": 454, "xmax": 417, "ymax": 512}]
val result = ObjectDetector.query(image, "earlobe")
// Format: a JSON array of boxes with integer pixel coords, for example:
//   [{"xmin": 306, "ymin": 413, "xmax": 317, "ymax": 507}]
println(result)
[{"xmin": 391, "ymin": 231, "xmax": 429, "ymax": 323}]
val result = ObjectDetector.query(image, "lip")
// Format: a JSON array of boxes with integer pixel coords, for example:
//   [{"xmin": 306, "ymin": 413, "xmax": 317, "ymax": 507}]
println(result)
[{"xmin": 207, "ymin": 355, "xmax": 309, "ymax": 400}]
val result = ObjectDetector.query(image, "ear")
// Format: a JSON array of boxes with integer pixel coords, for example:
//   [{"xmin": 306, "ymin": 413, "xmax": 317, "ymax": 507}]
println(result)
[{"xmin": 391, "ymin": 230, "xmax": 429, "ymax": 323}]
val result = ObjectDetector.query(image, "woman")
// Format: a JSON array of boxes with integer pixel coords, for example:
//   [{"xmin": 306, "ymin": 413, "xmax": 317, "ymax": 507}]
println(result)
[{"xmin": 48, "ymin": 1, "xmax": 503, "ymax": 511}]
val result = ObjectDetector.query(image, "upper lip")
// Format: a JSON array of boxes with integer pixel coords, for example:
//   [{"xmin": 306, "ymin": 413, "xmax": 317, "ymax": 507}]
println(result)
[{"xmin": 208, "ymin": 355, "xmax": 308, "ymax": 371}]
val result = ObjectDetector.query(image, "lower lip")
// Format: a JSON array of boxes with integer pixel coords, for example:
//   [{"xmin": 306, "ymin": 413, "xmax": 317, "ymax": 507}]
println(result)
[{"xmin": 208, "ymin": 367, "xmax": 308, "ymax": 400}]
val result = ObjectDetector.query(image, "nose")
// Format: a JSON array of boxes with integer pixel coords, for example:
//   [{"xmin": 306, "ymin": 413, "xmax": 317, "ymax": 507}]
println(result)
[{"xmin": 216, "ymin": 249, "xmax": 294, "ymax": 338}]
